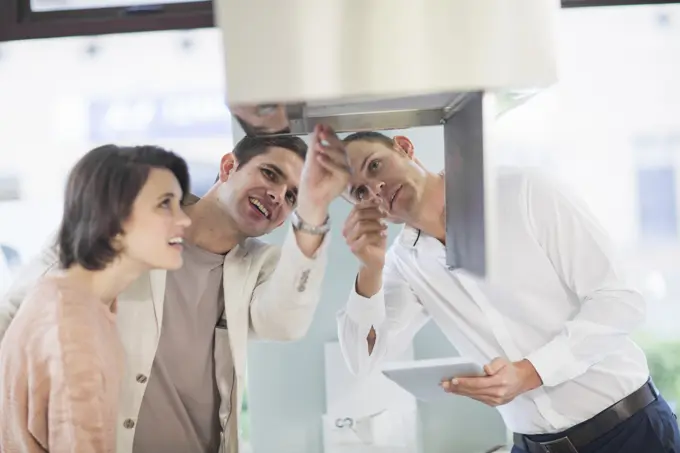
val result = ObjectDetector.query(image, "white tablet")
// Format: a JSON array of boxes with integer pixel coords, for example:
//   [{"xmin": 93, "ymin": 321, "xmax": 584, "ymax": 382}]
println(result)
[{"xmin": 381, "ymin": 357, "xmax": 486, "ymax": 402}]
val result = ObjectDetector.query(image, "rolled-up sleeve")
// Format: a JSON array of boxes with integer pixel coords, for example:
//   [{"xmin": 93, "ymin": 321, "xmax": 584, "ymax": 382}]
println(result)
[{"xmin": 337, "ymin": 252, "xmax": 430, "ymax": 377}]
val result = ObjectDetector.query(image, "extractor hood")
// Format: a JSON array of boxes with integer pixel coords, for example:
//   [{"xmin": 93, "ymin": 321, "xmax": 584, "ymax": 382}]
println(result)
[
  {"xmin": 230, "ymin": 92, "xmax": 470, "ymax": 136},
  {"xmin": 215, "ymin": 0, "xmax": 560, "ymax": 277}
]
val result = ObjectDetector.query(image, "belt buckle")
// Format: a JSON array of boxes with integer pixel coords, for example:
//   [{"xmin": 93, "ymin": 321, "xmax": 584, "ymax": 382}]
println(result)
[{"xmin": 540, "ymin": 437, "xmax": 579, "ymax": 453}]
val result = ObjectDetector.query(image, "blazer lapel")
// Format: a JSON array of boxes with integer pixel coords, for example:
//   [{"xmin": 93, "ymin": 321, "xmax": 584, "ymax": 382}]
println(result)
[
  {"xmin": 149, "ymin": 269, "xmax": 168, "ymax": 335},
  {"xmin": 221, "ymin": 243, "xmax": 252, "ymax": 377}
]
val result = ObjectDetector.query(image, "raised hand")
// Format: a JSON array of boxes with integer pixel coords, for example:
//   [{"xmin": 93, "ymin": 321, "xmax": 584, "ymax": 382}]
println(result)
[
  {"xmin": 342, "ymin": 200, "xmax": 388, "ymax": 271},
  {"xmin": 297, "ymin": 124, "xmax": 352, "ymax": 215}
]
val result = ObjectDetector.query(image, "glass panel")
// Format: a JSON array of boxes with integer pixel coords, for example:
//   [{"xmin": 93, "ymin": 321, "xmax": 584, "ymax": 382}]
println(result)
[{"xmin": 30, "ymin": 0, "xmax": 206, "ymax": 12}]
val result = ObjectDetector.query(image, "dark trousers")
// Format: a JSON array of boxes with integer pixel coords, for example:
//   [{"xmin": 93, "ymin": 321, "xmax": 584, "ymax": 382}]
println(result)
[{"xmin": 512, "ymin": 397, "xmax": 680, "ymax": 453}]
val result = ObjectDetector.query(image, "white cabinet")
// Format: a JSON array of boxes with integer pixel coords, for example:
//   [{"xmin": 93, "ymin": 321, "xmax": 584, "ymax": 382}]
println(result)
[{"xmin": 322, "ymin": 342, "xmax": 419, "ymax": 453}]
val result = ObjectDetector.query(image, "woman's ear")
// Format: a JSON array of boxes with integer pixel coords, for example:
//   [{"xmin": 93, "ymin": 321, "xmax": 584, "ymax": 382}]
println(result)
[
  {"xmin": 219, "ymin": 153, "xmax": 237, "ymax": 182},
  {"xmin": 393, "ymin": 136, "xmax": 415, "ymax": 159}
]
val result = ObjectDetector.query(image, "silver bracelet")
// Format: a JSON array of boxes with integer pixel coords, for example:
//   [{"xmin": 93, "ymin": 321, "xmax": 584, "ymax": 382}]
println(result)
[{"xmin": 290, "ymin": 210, "xmax": 330, "ymax": 235}]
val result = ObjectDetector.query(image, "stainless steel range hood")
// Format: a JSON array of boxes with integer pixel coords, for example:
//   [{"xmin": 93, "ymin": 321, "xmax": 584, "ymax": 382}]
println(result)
[
  {"xmin": 229, "ymin": 92, "xmax": 473, "ymax": 136},
  {"xmin": 286, "ymin": 92, "xmax": 473, "ymax": 134},
  {"xmin": 215, "ymin": 0, "xmax": 560, "ymax": 277}
]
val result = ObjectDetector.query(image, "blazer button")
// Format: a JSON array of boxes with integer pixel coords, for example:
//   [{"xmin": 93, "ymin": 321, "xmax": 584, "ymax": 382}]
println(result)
[
  {"xmin": 136, "ymin": 374, "xmax": 148, "ymax": 384},
  {"xmin": 123, "ymin": 419, "xmax": 135, "ymax": 429}
]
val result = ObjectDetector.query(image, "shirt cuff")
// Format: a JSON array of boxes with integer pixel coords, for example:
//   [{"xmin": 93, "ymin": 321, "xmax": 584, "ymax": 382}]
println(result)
[
  {"xmin": 345, "ymin": 286, "xmax": 386, "ymax": 327},
  {"xmin": 525, "ymin": 337, "xmax": 586, "ymax": 388}
]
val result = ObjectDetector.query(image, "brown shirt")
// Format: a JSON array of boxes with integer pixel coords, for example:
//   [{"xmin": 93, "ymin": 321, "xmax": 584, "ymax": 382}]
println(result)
[
  {"xmin": 133, "ymin": 242, "xmax": 232, "ymax": 453},
  {"xmin": 0, "ymin": 275, "xmax": 124, "ymax": 453}
]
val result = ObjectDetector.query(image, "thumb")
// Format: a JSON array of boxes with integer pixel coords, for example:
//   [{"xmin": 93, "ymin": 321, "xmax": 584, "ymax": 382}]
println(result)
[{"xmin": 484, "ymin": 357, "xmax": 509, "ymax": 376}]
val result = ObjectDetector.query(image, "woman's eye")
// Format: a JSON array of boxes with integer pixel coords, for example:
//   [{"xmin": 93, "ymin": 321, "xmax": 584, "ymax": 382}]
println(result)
[
  {"xmin": 368, "ymin": 159, "xmax": 380, "ymax": 173},
  {"xmin": 160, "ymin": 199, "xmax": 171, "ymax": 208},
  {"xmin": 262, "ymin": 168, "xmax": 275, "ymax": 180},
  {"xmin": 355, "ymin": 186, "xmax": 367, "ymax": 201}
]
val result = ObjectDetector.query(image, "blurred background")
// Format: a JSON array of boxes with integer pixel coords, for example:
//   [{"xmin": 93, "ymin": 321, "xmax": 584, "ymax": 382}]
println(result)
[{"xmin": 1, "ymin": 2, "xmax": 680, "ymax": 453}]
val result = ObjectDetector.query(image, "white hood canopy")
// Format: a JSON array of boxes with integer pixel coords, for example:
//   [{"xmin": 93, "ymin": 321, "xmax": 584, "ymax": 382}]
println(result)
[{"xmin": 216, "ymin": 0, "xmax": 560, "ymax": 276}]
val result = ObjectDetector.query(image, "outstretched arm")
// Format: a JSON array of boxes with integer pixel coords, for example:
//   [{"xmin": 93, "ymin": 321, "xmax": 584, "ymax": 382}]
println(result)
[
  {"xmin": 337, "ymin": 202, "xmax": 429, "ymax": 376},
  {"xmin": 248, "ymin": 124, "xmax": 351, "ymax": 340}
]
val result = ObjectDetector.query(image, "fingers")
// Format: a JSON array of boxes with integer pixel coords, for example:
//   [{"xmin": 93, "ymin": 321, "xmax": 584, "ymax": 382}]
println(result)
[
  {"xmin": 440, "ymin": 362, "xmax": 519, "ymax": 407},
  {"xmin": 348, "ymin": 233, "xmax": 386, "ymax": 255},
  {"xmin": 316, "ymin": 153, "xmax": 351, "ymax": 175},
  {"xmin": 348, "ymin": 228, "xmax": 387, "ymax": 250},
  {"xmin": 346, "ymin": 223, "xmax": 387, "ymax": 244},
  {"xmin": 349, "ymin": 200, "xmax": 388, "ymax": 217},
  {"xmin": 454, "ymin": 374, "xmax": 506, "ymax": 390},
  {"xmin": 315, "ymin": 147, "xmax": 352, "ymax": 175},
  {"xmin": 343, "ymin": 204, "xmax": 385, "ymax": 230},
  {"xmin": 347, "ymin": 201, "xmax": 386, "ymax": 219},
  {"xmin": 317, "ymin": 124, "xmax": 344, "ymax": 149},
  {"xmin": 484, "ymin": 357, "xmax": 509, "ymax": 376},
  {"xmin": 441, "ymin": 374, "xmax": 505, "ymax": 395},
  {"xmin": 312, "ymin": 124, "xmax": 352, "ymax": 175},
  {"xmin": 342, "ymin": 206, "xmax": 387, "ymax": 242},
  {"xmin": 440, "ymin": 372, "xmax": 516, "ymax": 408}
]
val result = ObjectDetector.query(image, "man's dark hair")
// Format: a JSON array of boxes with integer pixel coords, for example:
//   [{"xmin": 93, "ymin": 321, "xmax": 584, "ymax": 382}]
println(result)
[
  {"xmin": 57, "ymin": 144, "xmax": 190, "ymax": 271},
  {"xmin": 233, "ymin": 134, "xmax": 307, "ymax": 168},
  {"xmin": 343, "ymin": 131, "xmax": 394, "ymax": 148},
  {"xmin": 215, "ymin": 135, "xmax": 308, "ymax": 183}
]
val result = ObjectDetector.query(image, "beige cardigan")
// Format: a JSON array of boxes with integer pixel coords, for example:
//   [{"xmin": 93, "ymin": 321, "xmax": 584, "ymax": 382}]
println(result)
[{"xmin": 0, "ymin": 276, "xmax": 124, "ymax": 453}]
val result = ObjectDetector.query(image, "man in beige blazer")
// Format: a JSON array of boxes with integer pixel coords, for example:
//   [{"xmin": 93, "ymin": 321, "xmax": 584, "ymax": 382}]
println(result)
[{"xmin": 0, "ymin": 125, "xmax": 349, "ymax": 453}]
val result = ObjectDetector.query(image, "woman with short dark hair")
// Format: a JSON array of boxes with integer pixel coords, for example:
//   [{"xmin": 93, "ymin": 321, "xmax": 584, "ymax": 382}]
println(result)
[{"xmin": 0, "ymin": 144, "xmax": 192, "ymax": 453}]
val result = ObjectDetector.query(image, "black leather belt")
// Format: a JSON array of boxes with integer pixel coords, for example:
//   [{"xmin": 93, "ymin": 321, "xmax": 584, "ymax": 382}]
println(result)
[{"xmin": 514, "ymin": 379, "xmax": 658, "ymax": 453}]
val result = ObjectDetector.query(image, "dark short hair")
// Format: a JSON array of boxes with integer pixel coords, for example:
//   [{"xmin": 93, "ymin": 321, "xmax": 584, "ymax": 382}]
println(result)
[
  {"xmin": 214, "ymin": 135, "xmax": 308, "ymax": 182},
  {"xmin": 233, "ymin": 134, "xmax": 307, "ymax": 168},
  {"xmin": 57, "ymin": 144, "xmax": 190, "ymax": 271},
  {"xmin": 343, "ymin": 131, "xmax": 394, "ymax": 148}
]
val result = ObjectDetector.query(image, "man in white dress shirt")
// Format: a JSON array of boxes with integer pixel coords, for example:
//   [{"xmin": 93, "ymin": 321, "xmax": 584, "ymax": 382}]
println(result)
[{"xmin": 336, "ymin": 131, "xmax": 680, "ymax": 453}]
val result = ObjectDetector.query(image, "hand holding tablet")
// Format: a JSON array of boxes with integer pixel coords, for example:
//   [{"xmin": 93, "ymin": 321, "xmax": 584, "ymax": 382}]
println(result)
[{"xmin": 381, "ymin": 357, "xmax": 486, "ymax": 402}]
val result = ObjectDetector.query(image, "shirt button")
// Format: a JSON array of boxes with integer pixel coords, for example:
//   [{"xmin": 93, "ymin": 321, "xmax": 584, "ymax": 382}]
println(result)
[
  {"xmin": 136, "ymin": 374, "xmax": 148, "ymax": 384},
  {"xmin": 123, "ymin": 419, "xmax": 135, "ymax": 429}
]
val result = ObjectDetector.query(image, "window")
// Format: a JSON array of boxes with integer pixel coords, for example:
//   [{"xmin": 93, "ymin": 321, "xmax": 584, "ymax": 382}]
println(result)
[
  {"xmin": 494, "ymin": 3, "xmax": 680, "ymax": 409},
  {"xmin": 30, "ymin": 0, "xmax": 207, "ymax": 12},
  {"xmin": 2, "ymin": 0, "xmax": 673, "ymax": 43},
  {"xmin": 0, "ymin": 0, "xmax": 213, "ymax": 41},
  {"xmin": 637, "ymin": 167, "xmax": 678, "ymax": 238},
  {"xmin": 0, "ymin": 27, "xmax": 232, "ymax": 260}
]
